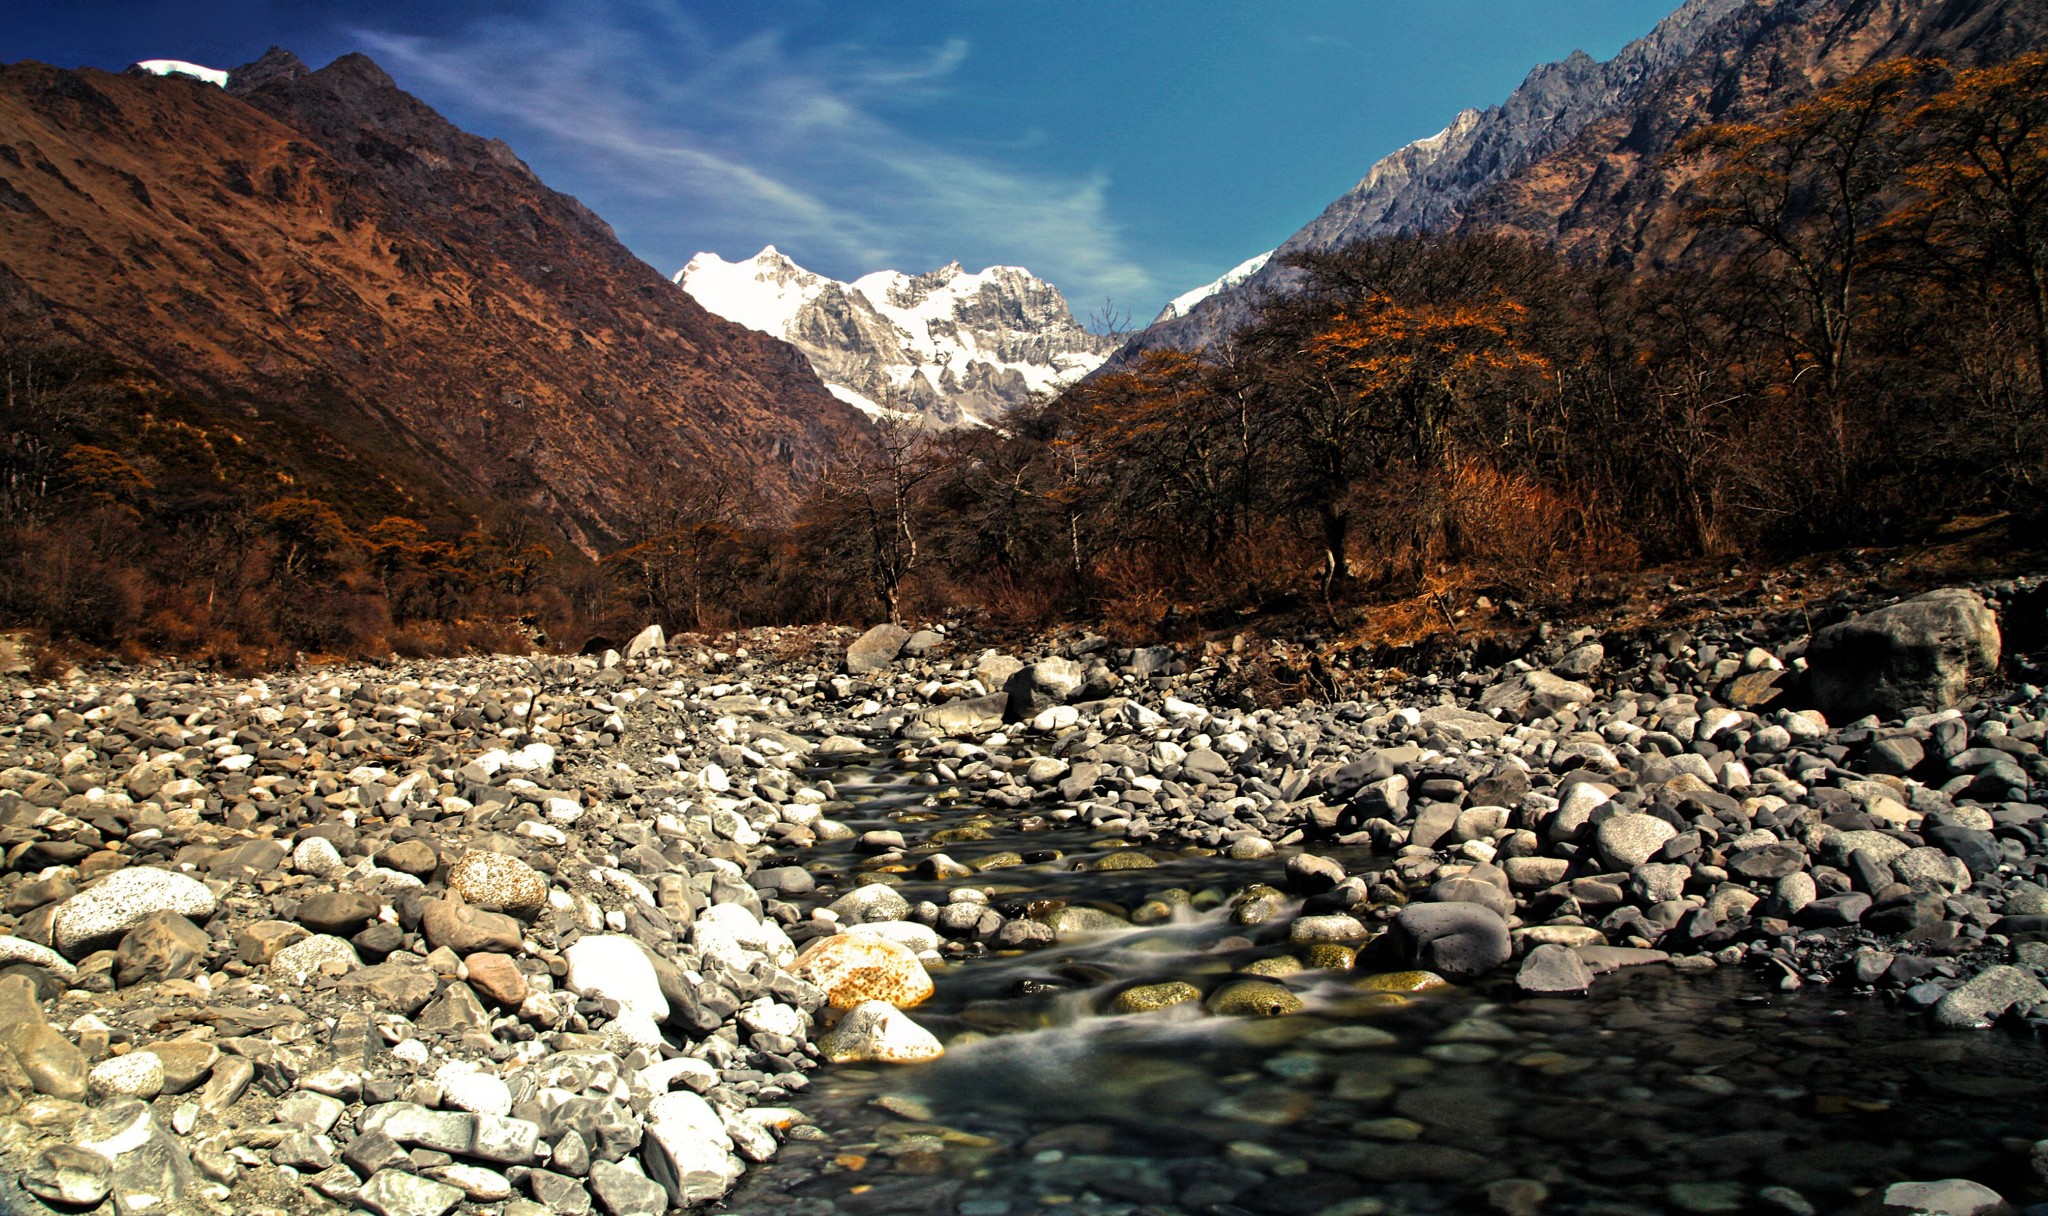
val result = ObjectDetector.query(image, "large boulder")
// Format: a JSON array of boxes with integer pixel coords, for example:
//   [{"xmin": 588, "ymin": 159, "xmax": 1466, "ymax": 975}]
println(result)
[
  {"xmin": 1931, "ymin": 964, "xmax": 2048, "ymax": 1029},
  {"xmin": 78, "ymin": 1100, "xmax": 200, "ymax": 1215},
  {"xmin": 826, "ymin": 883, "xmax": 912, "ymax": 925},
  {"xmin": 639, "ymin": 1091, "xmax": 742, "ymax": 1209},
  {"xmin": 420, "ymin": 897, "xmax": 522, "ymax": 954},
  {"xmin": 816, "ymin": 1000, "xmax": 943, "ymax": 1064},
  {"xmin": 1004, "ymin": 659, "xmax": 1085, "ymax": 722},
  {"xmin": 1516, "ymin": 944, "xmax": 1594, "ymax": 994},
  {"xmin": 1478, "ymin": 670, "xmax": 1595, "ymax": 722},
  {"xmin": 1593, "ymin": 813, "xmax": 1677, "ymax": 872},
  {"xmin": 113, "ymin": 911, "xmax": 211, "ymax": 986},
  {"xmin": 446, "ymin": 851, "xmax": 549, "ymax": 916},
  {"xmin": 624, "ymin": 623, "xmax": 665, "ymax": 660},
  {"xmin": 1807, "ymin": 588, "xmax": 2000, "ymax": 721},
  {"xmin": 0, "ymin": 976, "xmax": 88, "ymax": 1100},
  {"xmin": 1390, "ymin": 903, "xmax": 1511, "ymax": 980},
  {"xmin": 564, "ymin": 935, "xmax": 670, "ymax": 1031},
  {"xmin": 52, "ymin": 867, "xmax": 217, "ymax": 958},
  {"xmin": 846, "ymin": 624, "xmax": 912, "ymax": 675},
  {"xmin": 974, "ymin": 651, "xmax": 1026, "ymax": 691},
  {"xmin": 919, "ymin": 693, "xmax": 1009, "ymax": 737}
]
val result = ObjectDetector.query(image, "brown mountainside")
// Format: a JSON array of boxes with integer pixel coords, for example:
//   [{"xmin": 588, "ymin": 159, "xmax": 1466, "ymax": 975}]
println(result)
[
  {"xmin": 1459, "ymin": 0, "xmax": 2048, "ymax": 264},
  {"xmin": 0, "ymin": 49, "xmax": 868, "ymax": 550}
]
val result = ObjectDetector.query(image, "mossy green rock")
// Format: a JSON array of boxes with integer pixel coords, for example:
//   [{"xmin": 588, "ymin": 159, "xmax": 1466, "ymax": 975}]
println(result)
[
  {"xmin": 1231, "ymin": 885, "xmax": 1289, "ymax": 926},
  {"xmin": 1109, "ymin": 982, "xmax": 1203, "ymax": 1014},
  {"xmin": 1243, "ymin": 955, "xmax": 1306, "ymax": 978},
  {"xmin": 1302, "ymin": 944, "xmax": 1357, "ymax": 971},
  {"xmin": 1045, "ymin": 906, "xmax": 1130, "ymax": 940},
  {"xmin": 969, "ymin": 852, "xmax": 1024, "ymax": 872},
  {"xmin": 1206, "ymin": 979, "xmax": 1306, "ymax": 1017},
  {"xmin": 930, "ymin": 826, "xmax": 996, "ymax": 844},
  {"xmin": 1131, "ymin": 888, "xmax": 1192, "ymax": 925},
  {"xmin": 1087, "ymin": 851, "xmax": 1158, "ymax": 871},
  {"xmin": 1355, "ymin": 970, "xmax": 1451, "ymax": 994}
]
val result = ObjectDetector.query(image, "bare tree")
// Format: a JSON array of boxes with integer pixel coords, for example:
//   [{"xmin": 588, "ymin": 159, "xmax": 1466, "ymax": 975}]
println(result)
[
  {"xmin": 606, "ymin": 460, "xmax": 759, "ymax": 631},
  {"xmin": 0, "ymin": 334, "xmax": 103, "ymax": 525},
  {"xmin": 1679, "ymin": 60, "xmax": 1932, "ymax": 486},
  {"xmin": 810, "ymin": 418, "xmax": 936, "ymax": 624}
]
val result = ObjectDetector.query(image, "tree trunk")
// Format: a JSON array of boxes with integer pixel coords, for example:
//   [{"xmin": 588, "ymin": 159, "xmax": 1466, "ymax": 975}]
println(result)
[{"xmin": 1319, "ymin": 504, "xmax": 1350, "ymax": 590}]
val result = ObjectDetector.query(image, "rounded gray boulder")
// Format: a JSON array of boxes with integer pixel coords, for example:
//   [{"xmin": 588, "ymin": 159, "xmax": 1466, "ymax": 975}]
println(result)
[
  {"xmin": 1807, "ymin": 588, "xmax": 2000, "ymax": 722},
  {"xmin": 1391, "ymin": 902, "xmax": 1511, "ymax": 981}
]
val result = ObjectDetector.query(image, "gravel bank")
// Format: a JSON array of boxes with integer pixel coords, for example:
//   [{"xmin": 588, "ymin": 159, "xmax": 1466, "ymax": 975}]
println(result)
[{"xmin": 2, "ymin": 578, "xmax": 2047, "ymax": 1214}]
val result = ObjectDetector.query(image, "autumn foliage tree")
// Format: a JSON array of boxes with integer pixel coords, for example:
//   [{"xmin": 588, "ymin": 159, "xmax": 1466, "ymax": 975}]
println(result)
[
  {"xmin": 1232, "ymin": 236, "xmax": 1564, "ymax": 591},
  {"xmin": 1058, "ymin": 350, "xmax": 1257, "ymax": 570}
]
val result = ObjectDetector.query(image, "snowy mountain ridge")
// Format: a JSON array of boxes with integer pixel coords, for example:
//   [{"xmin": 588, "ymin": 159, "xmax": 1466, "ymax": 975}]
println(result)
[
  {"xmin": 679, "ymin": 246, "xmax": 1116, "ymax": 427},
  {"xmin": 1154, "ymin": 250, "xmax": 1273, "ymax": 324}
]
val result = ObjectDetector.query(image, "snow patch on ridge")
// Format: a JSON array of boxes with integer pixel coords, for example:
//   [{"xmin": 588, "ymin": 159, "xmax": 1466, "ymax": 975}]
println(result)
[
  {"xmin": 678, "ymin": 246, "xmax": 825, "ymax": 337},
  {"xmin": 133, "ymin": 60, "xmax": 229, "ymax": 88},
  {"xmin": 1154, "ymin": 250, "xmax": 1274, "ymax": 324}
]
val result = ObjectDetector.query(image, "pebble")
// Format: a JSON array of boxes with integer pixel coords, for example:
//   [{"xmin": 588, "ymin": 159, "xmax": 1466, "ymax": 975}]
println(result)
[{"xmin": 87, "ymin": 1052, "xmax": 165, "ymax": 1100}]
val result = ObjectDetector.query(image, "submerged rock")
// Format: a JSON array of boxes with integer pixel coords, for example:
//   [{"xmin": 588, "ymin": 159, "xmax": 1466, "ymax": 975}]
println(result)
[
  {"xmin": 1110, "ymin": 982, "xmax": 1203, "ymax": 1014},
  {"xmin": 1842, "ymin": 1179, "xmax": 2013, "ymax": 1216},
  {"xmin": 1205, "ymin": 979, "xmax": 1306, "ymax": 1017}
]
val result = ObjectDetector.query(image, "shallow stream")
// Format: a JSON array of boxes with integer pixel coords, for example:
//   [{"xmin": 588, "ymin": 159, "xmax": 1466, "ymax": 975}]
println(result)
[{"xmin": 719, "ymin": 763, "xmax": 2048, "ymax": 1216}]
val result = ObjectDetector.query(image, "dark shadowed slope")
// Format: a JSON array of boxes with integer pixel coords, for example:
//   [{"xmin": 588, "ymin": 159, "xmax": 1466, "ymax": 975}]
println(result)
[{"xmin": 0, "ymin": 49, "xmax": 869, "ymax": 549}]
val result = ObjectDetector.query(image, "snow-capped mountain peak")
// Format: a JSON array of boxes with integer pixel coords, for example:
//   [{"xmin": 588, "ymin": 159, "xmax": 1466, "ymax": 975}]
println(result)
[
  {"xmin": 677, "ymin": 248, "xmax": 830, "ymax": 337},
  {"xmin": 679, "ymin": 247, "xmax": 1117, "ymax": 427}
]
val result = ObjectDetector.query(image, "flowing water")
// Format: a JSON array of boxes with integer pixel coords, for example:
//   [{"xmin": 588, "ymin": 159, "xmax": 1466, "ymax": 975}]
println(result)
[{"xmin": 720, "ymin": 764, "xmax": 2048, "ymax": 1216}]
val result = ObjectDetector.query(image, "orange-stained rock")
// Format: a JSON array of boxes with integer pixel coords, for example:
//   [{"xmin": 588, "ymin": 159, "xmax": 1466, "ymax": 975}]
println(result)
[
  {"xmin": 793, "ymin": 934, "xmax": 934, "ymax": 1010},
  {"xmin": 463, "ymin": 952, "xmax": 531, "ymax": 1007}
]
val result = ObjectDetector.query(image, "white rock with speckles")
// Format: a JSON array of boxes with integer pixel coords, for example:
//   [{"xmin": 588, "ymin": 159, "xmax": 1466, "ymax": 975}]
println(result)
[{"xmin": 53, "ymin": 868, "xmax": 216, "ymax": 957}]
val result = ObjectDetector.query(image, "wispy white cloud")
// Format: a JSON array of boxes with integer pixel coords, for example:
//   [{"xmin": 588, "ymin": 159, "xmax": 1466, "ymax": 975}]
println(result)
[{"xmin": 350, "ymin": 1, "xmax": 1157, "ymax": 306}]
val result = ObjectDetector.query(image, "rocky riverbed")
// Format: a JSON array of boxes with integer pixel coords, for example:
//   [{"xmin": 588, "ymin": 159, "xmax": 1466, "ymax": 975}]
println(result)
[{"xmin": 0, "ymin": 580, "xmax": 2046, "ymax": 1216}]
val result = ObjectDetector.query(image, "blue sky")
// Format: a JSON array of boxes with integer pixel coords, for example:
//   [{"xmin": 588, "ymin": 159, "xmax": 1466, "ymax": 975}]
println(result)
[{"xmin": 10, "ymin": 1, "xmax": 1681, "ymax": 318}]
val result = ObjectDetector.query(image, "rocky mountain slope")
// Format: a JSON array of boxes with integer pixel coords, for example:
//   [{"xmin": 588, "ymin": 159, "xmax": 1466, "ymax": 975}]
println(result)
[
  {"xmin": 1152, "ymin": 250, "xmax": 1271, "ymax": 325},
  {"xmin": 0, "ymin": 50, "xmax": 868, "ymax": 549},
  {"xmin": 1459, "ymin": 0, "xmax": 2048, "ymax": 265},
  {"xmin": 1114, "ymin": 0, "xmax": 1748, "ymax": 361},
  {"xmin": 1112, "ymin": 0, "xmax": 2045, "ymax": 367},
  {"xmin": 680, "ymin": 247, "xmax": 1116, "ymax": 428}
]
